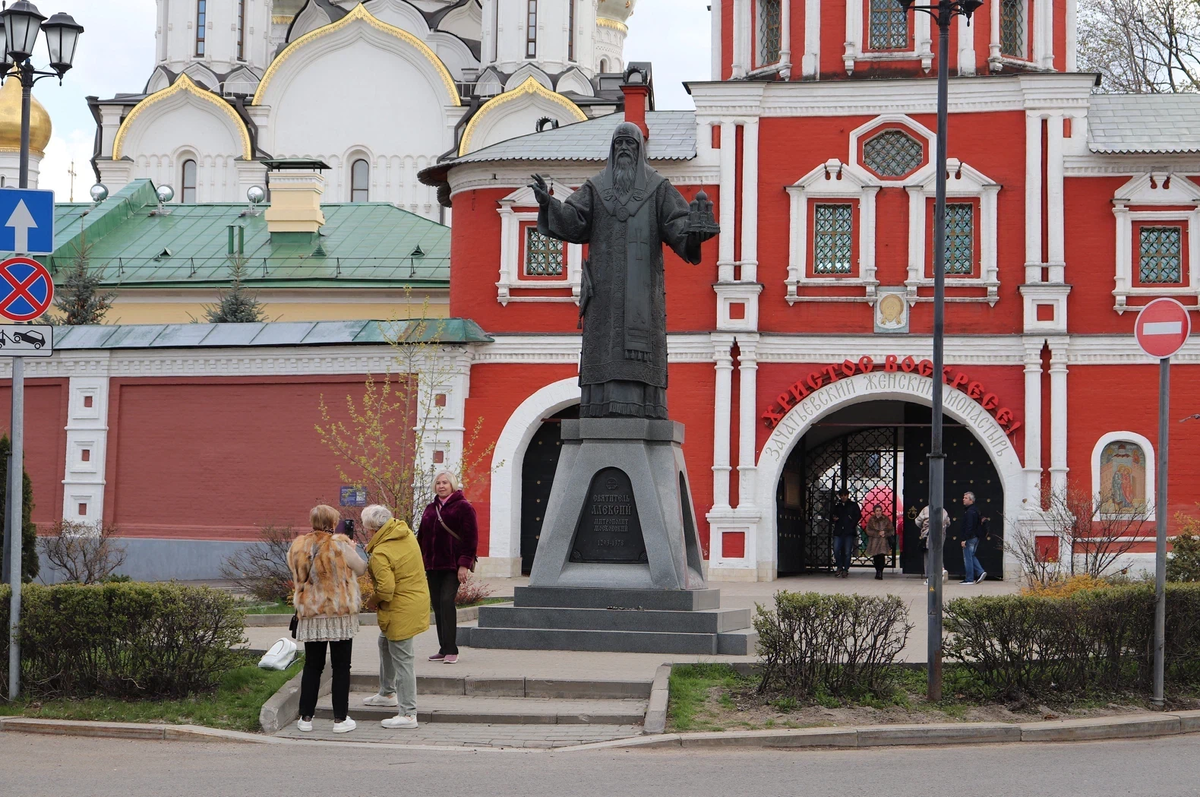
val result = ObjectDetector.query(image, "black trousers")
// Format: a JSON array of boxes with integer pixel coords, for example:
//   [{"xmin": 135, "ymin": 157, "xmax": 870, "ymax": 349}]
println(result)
[
  {"xmin": 872, "ymin": 554, "xmax": 886, "ymax": 576},
  {"xmin": 427, "ymin": 569, "xmax": 460, "ymax": 655},
  {"xmin": 298, "ymin": 639, "xmax": 353, "ymax": 721}
]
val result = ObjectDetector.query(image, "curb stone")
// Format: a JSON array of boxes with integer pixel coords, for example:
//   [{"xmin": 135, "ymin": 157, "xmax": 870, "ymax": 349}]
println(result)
[
  {"xmin": 1019, "ymin": 713, "xmax": 1181, "ymax": 742},
  {"xmin": 0, "ymin": 718, "xmax": 269, "ymax": 744},
  {"xmin": 642, "ymin": 663, "xmax": 671, "ymax": 735},
  {"xmin": 259, "ymin": 667, "xmax": 331, "ymax": 734}
]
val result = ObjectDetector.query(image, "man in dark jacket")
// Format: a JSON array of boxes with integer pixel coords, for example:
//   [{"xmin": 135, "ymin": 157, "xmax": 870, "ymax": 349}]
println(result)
[
  {"xmin": 831, "ymin": 488, "xmax": 861, "ymax": 578},
  {"xmin": 959, "ymin": 491, "xmax": 987, "ymax": 584}
]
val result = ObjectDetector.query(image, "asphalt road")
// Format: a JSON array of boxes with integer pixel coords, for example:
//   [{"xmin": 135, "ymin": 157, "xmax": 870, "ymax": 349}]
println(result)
[{"xmin": 2, "ymin": 733, "xmax": 1199, "ymax": 797}]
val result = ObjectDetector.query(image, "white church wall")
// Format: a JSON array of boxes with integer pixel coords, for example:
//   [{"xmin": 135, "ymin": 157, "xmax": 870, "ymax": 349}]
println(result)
[{"xmin": 437, "ymin": 1, "xmax": 484, "ymax": 41}]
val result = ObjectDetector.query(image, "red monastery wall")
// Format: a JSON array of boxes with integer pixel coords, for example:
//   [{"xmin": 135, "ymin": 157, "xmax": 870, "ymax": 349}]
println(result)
[
  {"xmin": 104, "ymin": 377, "xmax": 376, "ymax": 540},
  {"xmin": 0, "ymin": 379, "xmax": 67, "ymax": 526}
]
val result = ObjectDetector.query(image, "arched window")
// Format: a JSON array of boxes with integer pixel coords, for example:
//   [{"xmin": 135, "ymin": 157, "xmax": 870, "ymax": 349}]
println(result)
[
  {"xmin": 599, "ymin": 58, "xmax": 609, "ymax": 73},
  {"xmin": 351, "ymin": 159, "xmax": 370, "ymax": 203},
  {"xmin": 525, "ymin": 0, "xmax": 538, "ymax": 58},
  {"xmin": 195, "ymin": 0, "xmax": 207, "ymax": 57},
  {"xmin": 181, "ymin": 159, "xmax": 197, "ymax": 203},
  {"xmin": 756, "ymin": 0, "xmax": 781, "ymax": 65},
  {"xmin": 568, "ymin": 0, "xmax": 576, "ymax": 62}
]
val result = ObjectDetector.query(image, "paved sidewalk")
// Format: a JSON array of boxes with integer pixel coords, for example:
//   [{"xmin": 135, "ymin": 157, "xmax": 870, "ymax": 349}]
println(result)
[
  {"xmin": 273, "ymin": 720, "xmax": 641, "ymax": 748},
  {"xmin": 242, "ymin": 571, "xmax": 1017, "ymax": 678}
]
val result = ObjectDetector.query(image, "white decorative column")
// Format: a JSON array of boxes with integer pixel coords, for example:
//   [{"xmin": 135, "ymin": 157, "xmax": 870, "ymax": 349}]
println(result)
[
  {"xmin": 803, "ymin": 0, "xmax": 821, "ymax": 77},
  {"xmin": 736, "ymin": 334, "xmax": 759, "ymax": 508},
  {"xmin": 1034, "ymin": 0, "xmax": 1054, "ymax": 70},
  {"xmin": 1046, "ymin": 114, "xmax": 1065, "ymax": 283},
  {"xmin": 711, "ymin": 334, "xmax": 735, "ymax": 510},
  {"xmin": 731, "ymin": 0, "xmax": 748, "ymax": 77},
  {"xmin": 1023, "ymin": 342, "xmax": 1043, "ymax": 500},
  {"xmin": 779, "ymin": 0, "xmax": 792, "ymax": 78},
  {"xmin": 62, "ymin": 375, "xmax": 111, "ymax": 527},
  {"xmin": 1049, "ymin": 341, "xmax": 1069, "ymax": 495},
  {"xmin": 1025, "ymin": 112, "xmax": 1044, "ymax": 283},
  {"xmin": 956, "ymin": 14, "xmax": 976, "ymax": 75},
  {"xmin": 739, "ymin": 117, "xmax": 760, "ymax": 282},
  {"xmin": 988, "ymin": 0, "xmax": 1001, "ymax": 70},
  {"xmin": 718, "ymin": 121, "xmax": 737, "ymax": 283}
]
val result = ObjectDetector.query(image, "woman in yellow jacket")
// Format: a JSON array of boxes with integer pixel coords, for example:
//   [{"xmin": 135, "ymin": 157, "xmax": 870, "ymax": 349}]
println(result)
[{"xmin": 360, "ymin": 504, "xmax": 431, "ymax": 729}]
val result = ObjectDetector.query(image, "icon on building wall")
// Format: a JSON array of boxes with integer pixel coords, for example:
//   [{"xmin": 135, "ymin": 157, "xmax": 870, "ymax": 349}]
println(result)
[
  {"xmin": 1099, "ymin": 441, "xmax": 1146, "ymax": 515},
  {"xmin": 874, "ymin": 290, "xmax": 909, "ymax": 333}
]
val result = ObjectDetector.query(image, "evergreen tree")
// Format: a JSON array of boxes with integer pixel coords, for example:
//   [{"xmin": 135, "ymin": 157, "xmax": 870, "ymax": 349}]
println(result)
[
  {"xmin": 204, "ymin": 255, "xmax": 268, "ymax": 323},
  {"xmin": 53, "ymin": 241, "xmax": 116, "ymax": 325},
  {"xmin": 0, "ymin": 434, "xmax": 38, "ymax": 583}
]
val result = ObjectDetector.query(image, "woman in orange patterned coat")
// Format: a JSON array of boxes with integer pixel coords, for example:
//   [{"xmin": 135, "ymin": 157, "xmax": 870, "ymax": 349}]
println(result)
[{"xmin": 288, "ymin": 504, "xmax": 367, "ymax": 734}]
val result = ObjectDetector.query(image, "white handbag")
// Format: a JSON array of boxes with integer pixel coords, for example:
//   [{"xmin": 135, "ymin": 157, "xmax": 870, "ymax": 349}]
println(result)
[{"xmin": 258, "ymin": 637, "xmax": 298, "ymax": 670}]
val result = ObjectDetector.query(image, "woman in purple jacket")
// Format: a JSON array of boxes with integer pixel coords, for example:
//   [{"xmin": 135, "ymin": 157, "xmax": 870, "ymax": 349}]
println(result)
[{"xmin": 417, "ymin": 471, "xmax": 478, "ymax": 664}]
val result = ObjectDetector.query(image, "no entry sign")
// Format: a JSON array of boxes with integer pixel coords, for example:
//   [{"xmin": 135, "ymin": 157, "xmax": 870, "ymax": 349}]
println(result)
[
  {"xmin": 1135, "ymin": 298, "xmax": 1192, "ymax": 359},
  {"xmin": 0, "ymin": 256, "xmax": 54, "ymax": 322}
]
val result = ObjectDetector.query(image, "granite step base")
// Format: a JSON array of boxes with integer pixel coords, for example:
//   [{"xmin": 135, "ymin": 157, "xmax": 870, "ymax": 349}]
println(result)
[
  {"xmin": 478, "ymin": 605, "xmax": 752, "ymax": 634},
  {"xmin": 461, "ymin": 625, "xmax": 758, "ymax": 655},
  {"xmin": 311, "ymin": 692, "xmax": 647, "ymax": 725}
]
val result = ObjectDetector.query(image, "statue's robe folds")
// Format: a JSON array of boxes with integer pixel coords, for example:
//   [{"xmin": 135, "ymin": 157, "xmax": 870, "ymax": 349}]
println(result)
[{"xmin": 538, "ymin": 171, "xmax": 701, "ymax": 419}]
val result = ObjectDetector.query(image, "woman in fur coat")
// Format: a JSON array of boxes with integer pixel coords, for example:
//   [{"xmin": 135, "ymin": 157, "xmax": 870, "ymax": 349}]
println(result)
[{"xmin": 289, "ymin": 504, "xmax": 367, "ymax": 733}]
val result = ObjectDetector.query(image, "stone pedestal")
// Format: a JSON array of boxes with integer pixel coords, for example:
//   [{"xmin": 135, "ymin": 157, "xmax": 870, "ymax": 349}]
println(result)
[
  {"xmin": 528, "ymin": 418, "xmax": 705, "ymax": 590},
  {"xmin": 459, "ymin": 418, "xmax": 757, "ymax": 655}
]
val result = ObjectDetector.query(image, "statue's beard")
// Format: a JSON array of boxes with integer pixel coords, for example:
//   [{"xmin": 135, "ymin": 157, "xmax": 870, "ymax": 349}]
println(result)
[{"xmin": 614, "ymin": 152, "xmax": 637, "ymax": 196}]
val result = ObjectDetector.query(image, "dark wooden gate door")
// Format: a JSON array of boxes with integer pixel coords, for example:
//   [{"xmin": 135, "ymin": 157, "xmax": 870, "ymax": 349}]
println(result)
[
  {"xmin": 901, "ymin": 404, "xmax": 1005, "ymax": 578},
  {"xmin": 520, "ymin": 405, "xmax": 579, "ymax": 574}
]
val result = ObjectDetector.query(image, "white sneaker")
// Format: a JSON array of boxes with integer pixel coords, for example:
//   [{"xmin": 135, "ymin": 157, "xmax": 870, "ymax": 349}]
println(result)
[
  {"xmin": 332, "ymin": 717, "xmax": 357, "ymax": 734},
  {"xmin": 296, "ymin": 717, "xmax": 313, "ymax": 732},
  {"xmin": 363, "ymin": 693, "xmax": 398, "ymax": 707},
  {"xmin": 381, "ymin": 714, "xmax": 419, "ymax": 730}
]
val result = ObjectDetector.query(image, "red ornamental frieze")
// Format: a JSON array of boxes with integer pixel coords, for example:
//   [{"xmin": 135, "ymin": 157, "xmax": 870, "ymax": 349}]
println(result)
[{"xmin": 761, "ymin": 355, "xmax": 1022, "ymax": 436}]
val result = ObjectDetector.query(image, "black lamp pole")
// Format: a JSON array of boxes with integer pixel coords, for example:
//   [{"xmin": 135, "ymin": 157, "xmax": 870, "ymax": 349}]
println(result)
[
  {"xmin": 0, "ymin": 0, "xmax": 82, "ymax": 702},
  {"xmin": 899, "ymin": 0, "xmax": 981, "ymax": 702}
]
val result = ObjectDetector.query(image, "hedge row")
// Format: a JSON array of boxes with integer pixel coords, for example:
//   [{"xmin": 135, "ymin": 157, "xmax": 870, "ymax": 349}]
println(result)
[
  {"xmin": 0, "ymin": 583, "xmax": 246, "ymax": 699},
  {"xmin": 755, "ymin": 591, "xmax": 912, "ymax": 700},
  {"xmin": 944, "ymin": 583, "xmax": 1200, "ymax": 699}
]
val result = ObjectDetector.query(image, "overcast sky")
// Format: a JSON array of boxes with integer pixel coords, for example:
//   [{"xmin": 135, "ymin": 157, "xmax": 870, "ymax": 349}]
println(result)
[{"xmin": 32, "ymin": 0, "xmax": 711, "ymax": 201}]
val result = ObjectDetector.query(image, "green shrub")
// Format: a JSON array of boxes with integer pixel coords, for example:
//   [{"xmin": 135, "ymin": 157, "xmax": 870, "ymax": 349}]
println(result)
[
  {"xmin": 944, "ymin": 583, "xmax": 1200, "ymax": 700},
  {"xmin": 755, "ymin": 591, "xmax": 912, "ymax": 701},
  {"xmin": 1167, "ymin": 532, "xmax": 1200, "ymax": 583},
  {"xmin": 0, "ymin": 435, "xmax": 38, "ymax": 582},
  {"xmin": 1, "ymin": 582, "xmax": 245, "ymax": 700}
]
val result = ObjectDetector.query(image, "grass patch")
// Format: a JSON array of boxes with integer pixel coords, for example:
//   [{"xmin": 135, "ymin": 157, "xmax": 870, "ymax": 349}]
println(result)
[
  {"xmin": 457, "ymin": 596, "xmax": 511, "ymax": 609},
  {"xmin": 667, "ymin": 663, "xmax": 755, "ymax": 732},
  {"xmin": 0, "ymin": 654, "xmax": 303, "ymax": 733}
]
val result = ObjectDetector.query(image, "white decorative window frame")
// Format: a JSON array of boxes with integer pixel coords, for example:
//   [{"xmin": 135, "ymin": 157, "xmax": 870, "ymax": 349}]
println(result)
[
  {"xmin": 496, "ymin": 182, "xmax": 583, "ymax": 305},
  {"xmin": 786, "ymin": 159, "xmax": 880, "ymax": 302},
  {"xmin": 850, "ymin": 115, "xmax": 934, "ymax": 184},
  {"xmin": 844, "ymin": 0, "xmax": 932, "ymax": 75},
  {"xmin": 1111, "ymin": 173, "xmax": 1200, "ymax": 313},
  {"xmin": 749, "ymin": 0, "xmax": 792, "ymax": 78},
  {"xmin": 1091, "ymin": 431, "xmax": 1155, "ymax": 521},
  {"xmin": 905, "ymin": 158, "xmax": 1001, "ymax": 303}
]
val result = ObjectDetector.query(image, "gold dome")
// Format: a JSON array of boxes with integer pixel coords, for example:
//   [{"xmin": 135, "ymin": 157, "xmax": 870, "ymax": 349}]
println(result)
[{"xmin": 0, "ymin": 71, "xmax": 52, "ymax": 155}]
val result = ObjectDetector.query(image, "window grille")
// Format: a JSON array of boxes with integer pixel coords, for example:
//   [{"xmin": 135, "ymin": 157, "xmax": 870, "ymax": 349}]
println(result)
[
  {"xmin": 943, "ymin": 203, "xmax": 974, "ymax": 275},
  {"xmin": 868, "ymin": 0, "xmax": 908, "ymax": 50},
  {"xmin": 1000, "ymin": 0, "xmax": 1026, "ymax": 58},
  {"xmin": 1139, "ymin": 226, "xmax": 1183, "ymax": 284},
  {"xmin": 813, "ymin": 204, "xmax": 854, "ymax": 274},
  {"xmin": 757, "ymin": 0, "xmax": 782, "ymax": 65},
  {"xmin": 525, "ymin": 227, "xmax": 563, "ymax": 276},
  {"xmin": 862, "ymin": 130, "xmax": 923, "ymax": 177}
]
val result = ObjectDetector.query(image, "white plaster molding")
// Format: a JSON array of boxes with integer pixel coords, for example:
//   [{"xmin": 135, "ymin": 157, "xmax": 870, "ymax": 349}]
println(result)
[
  {"xmin": 487, "ymin": 377, "xmax": 581, "ymax": 564},
  {"xmin": 711, "ymin": 333, "xmax": 735, "ymax": 510},
  {"xmin": 752, "ymin": 334, "xmax": 1027, "ymax": 363},
  {"xmin": 904, "ymin": 158, "xmax": 1001, "ymax": 303},
  {"xmin": 62, "ymin": 376, "xmax": 111, "ymax": 526},
  {"xmin": 755, "ymin": 371, "xmax": 1027, "ymax": 581},
  {"xmin": 786, "ymin": 159, "xmax": 881, "ymax": 301},
  {"xmin": 1111, "ymin": 173, "xmax": 1200, "ymax": 312},
  {"xmin": 1048, "ymin": 340, "xmax": 1069, "ymax": 495},
  {"xmin": 802, "ymin": 0, "xmax": 821, "ymax": 78},
  {"xmin": 495, "ymin": 182, "xmax": 581, "ymax": 305}
]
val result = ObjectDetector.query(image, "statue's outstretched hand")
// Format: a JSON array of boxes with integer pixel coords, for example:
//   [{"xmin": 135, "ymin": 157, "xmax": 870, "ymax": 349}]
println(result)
[{"xmin": 529, "ymin": 174, "xmax": 551, "ymax": 207}]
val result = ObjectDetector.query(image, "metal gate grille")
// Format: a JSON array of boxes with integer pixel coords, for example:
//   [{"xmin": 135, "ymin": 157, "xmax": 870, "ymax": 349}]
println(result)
[{"xmin": 803, "ymin": 427, "xmax": 901, "ymax": 569}]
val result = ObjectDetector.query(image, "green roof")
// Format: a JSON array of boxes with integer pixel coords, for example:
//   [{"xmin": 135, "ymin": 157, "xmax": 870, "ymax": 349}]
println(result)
[
  {"xmin": 4, "ymin": 180, "xmax": 450, "ymax": 289},
  {"xmin": 52, "ymin": 318, "xmax": 492, "ymax": 350}
]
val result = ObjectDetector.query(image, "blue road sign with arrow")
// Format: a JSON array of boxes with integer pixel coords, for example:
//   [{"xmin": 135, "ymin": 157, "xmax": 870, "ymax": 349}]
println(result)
[{"xmin": 0, "ymin": 188, "xmax": 54, "ymax": 254}]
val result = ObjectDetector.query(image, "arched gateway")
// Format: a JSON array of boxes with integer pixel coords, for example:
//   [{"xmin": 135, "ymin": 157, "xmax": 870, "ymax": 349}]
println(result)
[{"xmin": 752, "ymin": 371, "xmax": 1025, "ymax": 581}]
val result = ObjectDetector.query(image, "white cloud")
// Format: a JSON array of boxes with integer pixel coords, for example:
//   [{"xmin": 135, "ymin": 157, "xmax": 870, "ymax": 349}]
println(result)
[{"xmin": 39, "ymin": 127, "xmax": 94, "ymax": 201}]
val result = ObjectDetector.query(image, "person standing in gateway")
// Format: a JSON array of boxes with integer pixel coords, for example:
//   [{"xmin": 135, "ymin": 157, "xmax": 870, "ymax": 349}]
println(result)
[
  {"xmin": 959, "ymin": 491, "xmax": 988, "ymax": 584},
  {"xmin": 831, "ymin": 489, "xmax": 861, "ymax": 578}
]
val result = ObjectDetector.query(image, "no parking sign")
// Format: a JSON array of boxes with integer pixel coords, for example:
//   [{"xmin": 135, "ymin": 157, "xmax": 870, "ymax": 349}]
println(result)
[{"xmin": 0, "ymin": 256, "xmax": 54, "ymax": 322}]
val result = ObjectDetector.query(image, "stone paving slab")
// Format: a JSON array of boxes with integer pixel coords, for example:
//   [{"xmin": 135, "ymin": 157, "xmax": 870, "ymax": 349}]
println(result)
[
  {"xmin": 311, "ymin": 692, "xmax": 647, "ymax": 725},
  {"xmin": 273, "ymin": 720, "xmax": 641, "ymax": 748}
]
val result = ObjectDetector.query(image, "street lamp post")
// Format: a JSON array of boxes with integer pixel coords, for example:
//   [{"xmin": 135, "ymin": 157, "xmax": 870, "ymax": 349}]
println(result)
[
  {"xmin": 898, "ymin": 0, "xmax": 980, "ymax": 702},
  {"xmin": 0, "ymin": 0, "xmax": 81, "ymax": 701}
]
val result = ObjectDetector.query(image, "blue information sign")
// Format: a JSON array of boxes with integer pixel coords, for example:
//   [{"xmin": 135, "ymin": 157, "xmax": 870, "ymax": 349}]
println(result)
[
  {"xmin": 0, "ymin": 189, "xmax": 54, "ymax": 254},
  {"xmin": 339, "ymin": 486, "xmax": 367, "ymax": 507}
]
